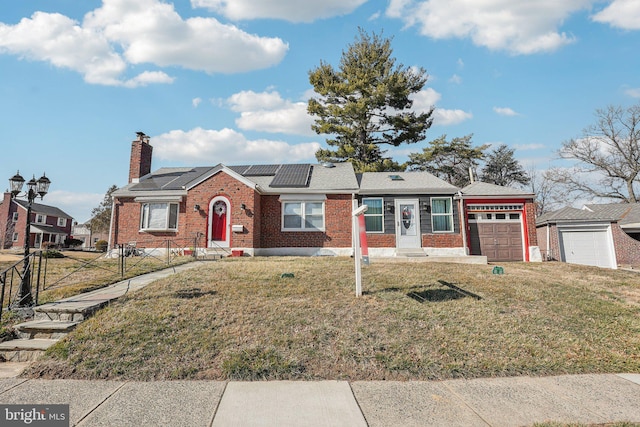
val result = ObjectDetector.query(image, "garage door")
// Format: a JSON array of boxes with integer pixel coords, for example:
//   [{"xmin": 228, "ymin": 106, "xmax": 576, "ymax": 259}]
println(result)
[
  {"xmin": 558, "ymin": 227, "xmax": 615, "ymax": 268},
  {"xmin": 469, "ymin": 222, "xmax": 523, "ymax": 261}
]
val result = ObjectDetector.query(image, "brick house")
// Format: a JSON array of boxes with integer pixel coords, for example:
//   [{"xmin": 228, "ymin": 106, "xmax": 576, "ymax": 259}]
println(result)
[
  {"xmin": 0, "ymin": 192, "xmax": 73, "ymax": 250},
  {"xmin": 536, "ymin": 203, "xmax": 640, "ymax": 269},
  {"xmin": 109, "ymin": 133, "xmax": 540, "ymax": 260}
]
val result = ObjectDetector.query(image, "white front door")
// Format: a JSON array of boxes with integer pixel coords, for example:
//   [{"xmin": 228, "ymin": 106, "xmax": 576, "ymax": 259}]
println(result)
[{"xmin": 395, "ymin": 199, "xmax": 421, "ymax": 249}]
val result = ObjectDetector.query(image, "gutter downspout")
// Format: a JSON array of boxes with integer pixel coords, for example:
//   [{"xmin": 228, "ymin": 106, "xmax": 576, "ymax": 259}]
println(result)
[{"xmin": 546, "ymin": 223, "xmax": 551, "ymax": 261}]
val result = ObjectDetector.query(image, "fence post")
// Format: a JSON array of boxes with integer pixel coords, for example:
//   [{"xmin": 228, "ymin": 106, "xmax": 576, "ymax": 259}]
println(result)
[
  {"xmin": 166, "ymin": 240, "xmax": 170, "ymax": 265},
  {"xmin": 35, "ymin": 251, "xmax": 43, "ymax": 306},
  {"xmin": 0, "ymin": 272, "xmax": 6, "ymax": 324},
  {"xmin": 120, "ymin": 245, "xmax": 125, "ymax": 278}
]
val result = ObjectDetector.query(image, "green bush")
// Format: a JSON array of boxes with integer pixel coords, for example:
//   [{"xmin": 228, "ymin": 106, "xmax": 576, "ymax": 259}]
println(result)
[
  {"xmin": 43, "ymin": 250, "xmax": 65, "ymax": 259},
  {"xmin": 95, "ymin": 240, "xmax": 108, "ymax": 252}
]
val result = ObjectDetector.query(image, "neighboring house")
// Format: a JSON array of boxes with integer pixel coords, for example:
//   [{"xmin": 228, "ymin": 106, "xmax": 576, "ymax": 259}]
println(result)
[
  {"xmin": 458, "ymin": 182, "xmax": 540, "ymax": 262},
  {"xmin": 0, "ymin": 192, "xmax": 73, "ymax": 250},
  {"xmin": 536, "ymin": 203, "xmax": 640, "ymax": 269},
  {"xmin": 109, "ymin": 133, "xmax": 540, "ymax": 260},
  {"xmin": 71, "ymin": 222, "xmax": 109, "ymax": 249}
]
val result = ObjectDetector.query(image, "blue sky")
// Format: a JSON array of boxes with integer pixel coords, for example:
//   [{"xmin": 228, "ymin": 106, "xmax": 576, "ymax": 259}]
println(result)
[{"xmin": 1, "ymin": 0, "xmax": 640, "ymax": 222}]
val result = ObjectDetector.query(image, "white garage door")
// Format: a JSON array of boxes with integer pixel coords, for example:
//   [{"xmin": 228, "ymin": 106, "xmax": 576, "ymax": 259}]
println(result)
[{"xmin": 558, "ymin": 226, "xmax": 616, "ymax": 269}]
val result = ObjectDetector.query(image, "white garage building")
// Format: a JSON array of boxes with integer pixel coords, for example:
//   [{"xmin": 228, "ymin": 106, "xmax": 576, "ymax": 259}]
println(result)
[{"xmin": 536, "ymin": 203, "xmax": 640, "ymax": 269}]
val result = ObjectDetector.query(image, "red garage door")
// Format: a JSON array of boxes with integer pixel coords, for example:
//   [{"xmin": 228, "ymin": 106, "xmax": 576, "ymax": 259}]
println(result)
[{"xmin": 469, "ymin": 221, "xmax": 523, "ymax": 261}]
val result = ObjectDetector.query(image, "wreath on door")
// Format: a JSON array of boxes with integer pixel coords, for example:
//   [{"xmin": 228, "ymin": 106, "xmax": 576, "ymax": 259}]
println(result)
[
  {"xmin": 214, "ymin": 201, "xmax": 227, "ymax": 217},
  {"xmin": 402, "ymin": 206, "xmax": 412, "ymax": 230}
]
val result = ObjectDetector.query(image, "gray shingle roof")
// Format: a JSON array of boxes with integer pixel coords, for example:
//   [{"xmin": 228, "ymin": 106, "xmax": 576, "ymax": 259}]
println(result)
[
  {"xmin": 357, "ymin": 171, "xmax": 458, "ymax": 194},
  {"xmin": 14, "ymin": 200, "xmax": 73, "ymax": 219},
  {"xmin": 114, "ymin": 162, "xmax": 360, "ymax": 197},
  {"xmin": 461, "ymin": 181, "xmax": 533, "ymax": 197},
  {"xmin": 535, "ymin": 202, "xmax": 640, "ymax": 226}
]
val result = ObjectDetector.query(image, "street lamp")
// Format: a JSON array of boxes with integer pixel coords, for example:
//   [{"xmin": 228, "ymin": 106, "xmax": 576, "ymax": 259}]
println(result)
[{"xmin": 9, "ymin": 171, "xmax": 51, "ymax": 308}]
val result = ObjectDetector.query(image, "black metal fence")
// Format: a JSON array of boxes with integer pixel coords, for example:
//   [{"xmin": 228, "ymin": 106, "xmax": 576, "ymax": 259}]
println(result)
[{"xmin": 0, "ymin": 236, "xmax": 228, "ymax": 323}]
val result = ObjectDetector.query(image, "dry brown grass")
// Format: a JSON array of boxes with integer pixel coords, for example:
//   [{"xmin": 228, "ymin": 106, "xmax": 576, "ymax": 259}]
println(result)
[{"xmin": 24, "ymin": 257, "xmax": 640, "ymax": 381}]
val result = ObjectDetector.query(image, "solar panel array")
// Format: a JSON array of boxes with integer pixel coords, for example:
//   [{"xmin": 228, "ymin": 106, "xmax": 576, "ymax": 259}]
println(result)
[
  {"xmin": 269, "ymin": 164, "xmax": 312, "ymax": 188},
  {"xmin": 242, "ymin": 164, "xmax": 281, "ymax": 176}
]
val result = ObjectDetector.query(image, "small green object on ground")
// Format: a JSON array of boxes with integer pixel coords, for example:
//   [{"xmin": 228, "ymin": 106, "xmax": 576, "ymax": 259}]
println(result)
[
  {"xmin": 281, "ymin": 273, "xmax": 295, "ymax": 278},
  {"xmin": 492, "ymin": 266, "xmax": 504, "ymax": 275}
]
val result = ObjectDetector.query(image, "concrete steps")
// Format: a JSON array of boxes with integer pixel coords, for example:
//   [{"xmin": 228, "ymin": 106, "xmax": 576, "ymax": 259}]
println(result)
[
  {"xmin": 14, "ymin": 320, "xmax": 80, "ymax": 339},
  {"xmin": 0, "ymin": 338, "xmax": 60, "ymax": 362}
]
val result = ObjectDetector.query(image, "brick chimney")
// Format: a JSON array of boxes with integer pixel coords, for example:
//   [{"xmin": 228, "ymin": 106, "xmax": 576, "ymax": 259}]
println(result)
[{"xmin": 129, "ymin": 132, "xmax": 153, "ymax": 183}]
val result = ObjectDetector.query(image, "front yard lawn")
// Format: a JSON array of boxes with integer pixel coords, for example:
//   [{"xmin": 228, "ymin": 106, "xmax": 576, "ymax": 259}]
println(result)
[{"xmin": 23, "ymin": 257, "xmax": 640, "ymax": 381}]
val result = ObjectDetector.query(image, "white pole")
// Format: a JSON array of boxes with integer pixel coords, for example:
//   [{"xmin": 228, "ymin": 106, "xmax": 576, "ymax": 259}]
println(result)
[{"xmin": 352, "ymin": 204, "xmax": 368, "ymax": 297}]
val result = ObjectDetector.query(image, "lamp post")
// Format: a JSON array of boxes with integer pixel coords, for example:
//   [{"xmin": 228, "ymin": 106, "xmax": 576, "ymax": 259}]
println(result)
[{"xmin": 9, "ymin": 171, "xmax": 51, "ymax": 308}]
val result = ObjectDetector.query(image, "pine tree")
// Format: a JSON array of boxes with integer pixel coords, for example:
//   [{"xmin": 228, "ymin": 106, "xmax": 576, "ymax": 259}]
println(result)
[
  {"xmin": 481, "ymin": 144, "xmax": 530, "ymax": 187},
  {"xmin": 89, "ymin": 185, "xmax": 118, "ymax": 233},
  {"xmin": 308, "ymin": 28, "xmax": 433, "ymax": 172},
  {"xmin": 407, "ymin": 135, "xmax": 487, "ymax": 187}
]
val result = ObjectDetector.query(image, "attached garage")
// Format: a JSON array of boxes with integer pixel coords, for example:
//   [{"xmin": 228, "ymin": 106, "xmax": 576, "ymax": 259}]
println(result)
[
  {"xmin": 469, "ymin": 214, "xmax": 524, "ymax": 261},
  {"xmin": 458, "ymin": 182, "xmax": 539, "ymax": 262},
  {"xmin": 558, "ymin": 225, "xmax": 616, "ymax": 269}
]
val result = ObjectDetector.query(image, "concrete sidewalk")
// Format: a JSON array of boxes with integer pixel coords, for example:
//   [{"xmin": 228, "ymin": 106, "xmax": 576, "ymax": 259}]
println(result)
[{"xmin": 0, "ymin": 374, "xmax": 638, "ymax": 426}]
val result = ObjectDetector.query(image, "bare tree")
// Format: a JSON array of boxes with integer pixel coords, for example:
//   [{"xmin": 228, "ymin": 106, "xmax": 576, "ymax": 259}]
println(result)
[
  {"xmin": 528, "ymin": 165, "xmax": 565, "ymax": 215},
  {"xmin": 550, "ymin": 104, "xmax": 640, "ymax": 203}
]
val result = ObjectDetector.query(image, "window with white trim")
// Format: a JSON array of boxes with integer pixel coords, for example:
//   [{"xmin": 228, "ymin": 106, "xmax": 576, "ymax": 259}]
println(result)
[
  {"xmin": 12, "ymin": 212, "xmax": 18, "ymax": 222},
  {"xmin": 140, "ymin": 202, "xmax": 179, "ymax": 231},
  {"xmin": 57, "ymin": 217, "xmax": 67, "ymax": 227},
  {"xmin": 282, "ymin": 201, "xmax": 325, "ymax": 231},
  {"xmin": 362, "ymin": 198, "xmax": 384, "ymax": 232},
  {"xmin": 35, "ymin": 214, "xmax": 46, "ymax": 223},
  {"xmin": 431, "ymin": 197, "xmax": 453, "ymax": 232},
  {"xmin": 12, "ymin": 233, "xmax": 18, "ymax": 242}
]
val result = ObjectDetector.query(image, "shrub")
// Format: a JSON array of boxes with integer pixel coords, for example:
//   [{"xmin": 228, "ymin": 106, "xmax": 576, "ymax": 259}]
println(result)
[
  {"xmin": 43, "ymin": 250, "xmax": 65, "ymax": 259},
  {"xmin": 65, "ymin": 238, "xmax": 83, "ymax": 248},
  {"xmin": 95, "ymin": 240, "xmax": 108, "ymax": 252}
]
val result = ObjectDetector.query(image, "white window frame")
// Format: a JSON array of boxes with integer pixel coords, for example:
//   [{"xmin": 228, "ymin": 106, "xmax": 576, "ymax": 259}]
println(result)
[
  {"xmin": 35, "ymin": 214, "xmax": 46, "ymax": 224},
  {"xmin": 12, "ymin": 232, "xmax": 18, "ymax": 242},
  {"xmin": 281, "ymin": 201, "xmax": 325, "ymax": 232},
  {"xmin": 57, "ymin": 217, "xmax": 67, "ymax": 227},
  {"xmin": 430, "ymin": 197, "xmax": 454, "ymax": 233},
  {"xmin": 362, "ymin": 198, "xmax": 384, "ymax": 233},
  {"xmin": 140, "ymin": 202, "xmax": 179, "ymax": 232},
  {"xmin": 12, "ymin": 212, "xmax": 18, "ymax": 222}
]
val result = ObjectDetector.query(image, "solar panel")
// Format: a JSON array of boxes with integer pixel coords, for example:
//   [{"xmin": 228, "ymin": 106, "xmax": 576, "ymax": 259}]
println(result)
[
  {"xmin": 243, "ymin": 164, "xmax": 281, "ymax": 176},
  {"xmin": 270, "ymin": 164, "xmax": 312, "ymax": 188}
]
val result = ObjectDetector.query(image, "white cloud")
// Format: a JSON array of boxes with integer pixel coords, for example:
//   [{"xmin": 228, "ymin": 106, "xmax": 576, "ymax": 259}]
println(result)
[
  {"xmin": 624, "ymin": 87, "xmax": 640, "ymax": 98},
  {"xmin": 0, "ymin": 0, "xmax": 288, "ymax": 86},
  {"xmin": 227, "ymin": 90, "xmax": 316, "ymax": 136},
  {"xmin": 191, "ymin": 0, "xmax": 367, "ymax": 23},
  {"xmin": 514, "ymin": 143, "xmax": 546, "ymax": 151},
  {"xmin": 152, "ymin": 127, "xmax": 320, "ymax": 164},
  {"xmin": 192, "ymin": 98, "xmax": 202, "ymax": 108},
  {"xmin": 592, "ymin": 0, "xmax": 640, "ymax": 30},
  {"xmin": 85, "ymin": 0, "xmax": 288, "ymax": 73},
  {"xmin": 493, "ymin": 106, "xmax": 520, "ymax": 116},
  {"xmin": 448, "ymin": 74, "xmax": 462, "ymax": 84},
  {"xmin": 410, "ymin": 88, "xmax": 473, "ymax": 126},
  {"xmin": 386, "ymin": 0, "xmax": 592, "ymax": 54},
  {"xmin": 45, "ymin": 190, "xmax": 103, "ymax": 223}
]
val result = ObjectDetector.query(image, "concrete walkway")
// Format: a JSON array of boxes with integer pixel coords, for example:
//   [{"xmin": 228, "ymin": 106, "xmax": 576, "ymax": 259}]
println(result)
[
  {"xmin": 0, "ymin": 374, "xmax": 637, "ymax": 426},
  {"xmin": 1, "ymin": 261, "xmax": 639, "ymax": 426}
]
